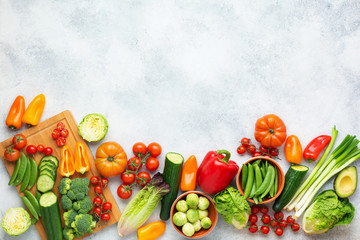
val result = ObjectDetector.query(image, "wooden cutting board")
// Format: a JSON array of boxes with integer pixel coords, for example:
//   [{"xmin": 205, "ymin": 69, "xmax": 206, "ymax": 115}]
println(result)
[{"xmin": 0, "ymin": 110, "xmax": 121, "ymax": 240}]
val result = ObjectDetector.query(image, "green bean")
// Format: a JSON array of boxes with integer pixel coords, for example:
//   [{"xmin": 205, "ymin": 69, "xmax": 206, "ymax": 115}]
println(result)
[
  {"xmin": 244, "ymin": 163, "xmax": 254, "ymax": 199},
  {"xmin": 27, "ymin": 157, "xmax": 38, "ymax": 190},
  {"xmin": 254, "ymin": 163, "xmax": 273, "ymax": 195},
  {"xmin": 8, "ymin": 155, "xmax": 22, "ymax": 185},
  {"xmin": 260, "ymin": 165, "xmax": 275, "ymax": 198},
  {"xmin": 241, "ymin": 164, "xmax": 248, "ymax": 189}
]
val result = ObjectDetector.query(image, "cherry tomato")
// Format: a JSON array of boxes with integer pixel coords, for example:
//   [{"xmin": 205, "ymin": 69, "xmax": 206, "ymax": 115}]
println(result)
[
  {"xmin": 286, "ymin": 215, "xmax": 295, "ymax": 224},
  {"xmin": 136, "ymin": 172, "xmax": 151, "ymax": 187},
  {"xmin": 12, "ymin": 134, "xmax": 27, "ymax": 150},
  {"xmin": 93, "ymin": 207, "xmax": 102, "ymax": 216},
  {"xmin": 101, "ymin": 178, "xmax": 109, "ymax": 188},
  {"xmin": 132, "ymin": 142, "xmax": 147, "ymax": 156},
  {"xmin": 93, "ymin": 197, "xmax": 102, "ymax": 207},
  {"xmin": 279, "ymin": 219, "xmax": 288, "ymax": 228},
  {"xmin": 102, "ymin": 202, "xmax": 112, "ymax": 212},
  {"xmin": 60, "ymin": 129, "xmax": 69, "ymax": 137},
  {"xmin": 147, "ymin": 142, "xmax": 162, "ymax": 157},
  {"xmin": 291, "ymin": 223, "xmax": 300, "ymax": 231},
  {"xmin": 248, "ymin": 224, "xmax": 258, "ymax": 233},
  {"xmin": 57, "ymin": 122, "xmax": 65, "ymax": 130},
  {"xmin": 101, "ymin": 213, "xmax": 110, "ymax": 221},
  {"xmin": 252, "ymin": 152, "xmax": 262, "ymax": 157},
  {"xmin": 94, "ymin": 185, "xmax": 103, "ymax": 195},
  {"xmin": 274, "ymin": 211, "xmax": 284, "ymax": 220},
  {"xmin": 121, "ymin": 172, "xmax": 136, "ymax": 185},
  {"xmin": 127, "ymin": 157, "xmax": 143, "ymax": 171},
  {"xmin": 37, "ymin": 144, "xmax": 44, "ymax": 153},
  {"xmin": 270, "ymin": 219, "xmax": 278, "ymax": 228},
  {"xmin": 44, "ymin": 147, "xmax": 53, "ymax": 156},
  {"xmin": 260, "ymin": 225, "xmax": 270, "ymax": 234},
  {"xmin": 249, "ymin": 214, "xmax": 258, "ymax": 224},
  {"xmin": 56, "ymin": 136, "xmax": 66, "ymax": 147},
  {"xmin": 262, "ymin": 214, "xmax": 271, "ymax": 224},
  {"xmin": 237, "ymin": 145, "xmax": 246, "ymax": 154},
  {"xmin": 117, "ymin": 184, "xmax": 132, "ymax": 199},
  {"xmin": 241, "ymin": 138, "xmax": 250, "ymax": 147},
  {"xmin": 4, "ymin": 148, "xmax": 20, "ymax": 162},
  {"xmin": 251, "ymin": 205, "xmax": 260, "ymax": 214},
  {"xmin": 275, "ymin": 227, "xmax": 283, "ymax": 236},
  {"xmin": 260, "ymin": 205, "xmax": 269, "ymax": 214},
  {"xmin": 52, "ymin": 129, "xmax": 61, "ymax": 139},
  {"xmin": 269, "ymin": 148, "xmax": 279, "ymax": 157},
  {"xmin": 90, "ymin": 176, "xmax": 100, "ymax": 185},
  {"xmin": 259, "ymin": 146, "xmax": 268, "ymax": 154},
  {"xmin": 26, "ymin": 145, "xmax": 37, "ymax": 154},
  {"xmin": 146, "ymin": 157, "xmax": 159, "ymax": 171},
  {"xmin": 247, "ymin": 144, "xmax": 256, "ymax": 154},
  {"xmin": 263, "ymin": 154, "xmax": 272, "ymax": 158}
]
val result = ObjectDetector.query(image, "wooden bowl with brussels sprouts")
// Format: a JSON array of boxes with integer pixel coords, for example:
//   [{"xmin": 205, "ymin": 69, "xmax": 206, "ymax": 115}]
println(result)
[{"xmin": 170, "ymin": 191, "xmax": 218, "ymax": 238}]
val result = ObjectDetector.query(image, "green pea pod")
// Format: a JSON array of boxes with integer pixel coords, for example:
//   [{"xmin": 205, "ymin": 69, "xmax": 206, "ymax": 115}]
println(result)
[
  {"xmin": 254, "ymin": 164, "xmax": 263, "ymax": 189},
  {"xmin": 274, "ymin": 168, "xmax": 278, "ymax": 194},
  {"xmin": 260, "ymin": 163, "xmax": 266, "ymax": 178},
  {"xmin": 20, "ymin": 159, "xmax": 31, "ymax": 192},
  {"xmin": 14, "ymin": 154, "xmax": 28, "ymax": 186},
  {"xmin": 21, "ymin": 196, "xmax": 39, "ymax": 220},
  {"xmin": 35, "ymin": 191, "xmax": 42, "ymax": 203},
  {"xmin": 8, "ymin": 155, "xmax": 22, "ymax": 185},
  {"xmin": 265, "ymin": 160, "xmax": 269, "ymax": 172},
  {"xmin": 241, "ymin": 164, "xmax": 248, "ymax": 189},
  {"xmin": 24, "ymin": 190, "xmax": 41, "ymax": 217},
  {"xmin": 27, "ymin": 157, "xmax": 38, "ymax": 190},
  {"xmin": 254, "ymin": 163, "xmax": 273, "ymax": 196},
  {"xmin": 252, "ymin": 159, "xmax": 262, "ymax": 166},
  {"xmin": 253, "ymin": 196, "xmax": 258, "ymax": 204},
  {"xmin": 259, "ymin": 197, "xmax": 263, "ymax": 204},
  {"xmin": 244, "ymin": 163, "xmax": 254, "ymax": 199},
  {"xmin": 260, "ymin": 165, "xmax": 275, "ymax": 198},
  {"xmin": 269, "ymin": 179, "xmax": 275, "ymax": 197},
  {"xmin": 249, "ymin": 178, "xmax": 257, "ymax": 198}
]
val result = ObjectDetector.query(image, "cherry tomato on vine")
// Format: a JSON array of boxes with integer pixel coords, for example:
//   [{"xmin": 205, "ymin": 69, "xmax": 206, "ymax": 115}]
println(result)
[
  {"xmin": 251, "ymin": 205, "xmax": 260, "ymax": 214},
  {"xmin": 101, "ymin": 213, "xmax": 110, "ymax": 221},
  {"xmin": 4, "ymin": 148, "xmax": 20, "ymax": 162},
  {"xmin": 279, "ymin": 220, "xmax": 288, "ymax": 228},
  {"xmin": 274, "ymin": 211, "xmax": 284, "ymax": 220},
  {"xmin": 260, "ymin": 205, "xmax": 269, "ymax": 214},
  {"xmin": 12, "ymin": 134, "xmax": 27, "ymax": 150},
  {"xmin": 26, "ymin": 145, "xmax": 37, "ymax": 154},
  {"xmin": 94, "ymin": 185, "xmax": 103, "ymax": 195},
  {"xmin": 90, "ymin": 176, "xmax": 100, "ymax": 185},
  {"xmin": 121, "ymin": 172, "xmax": 136, "ymax": 185},
  {"xmin": 259, "ymin": 146, "xmax": 268, "ymax": 154},
  {"xmin": 249, "ymin": 214, "xmax": 258, "ymax": 224},
  {"xmin": 101, "ymin": 178, "xmax": 109, "ymax": 188},
  {"xmin": 237, "ymin": 145, "xmax": 246, "ymax": 154},
  {"xmin": 260, "ymin": 225, "xmax": 270, "ymax": 234},
  {"xmin": 117, "ymin": 185, "xmax": 132, "ymax": 199},
  {"xmin": 146, "ymin": 157, "xmax": 159, "ymax": 171},
  {"xmin": 269, "ymin": 148, "xmax": 279, "ymax": 157},
  {"xmin": 127, "ymin": 157, "xmax": 143, "ymax": 171},
  {"xmin": 57, "ymin": 122, "xmax": 65, "ymax": 130},
  {"xmin": 241, "ymin": 138, "xmax": 250, "ymax": 147},
  {"xmin": 286, "ymin": 215, "xmax": 295, "ymax": 224},
  {"xmin": 132, "ymin": 142, "xmax": 147, "ymax": 156},
  {"xmin": 253, "ymin": 152, "xmax": 262, "ymax": 157},
  {"xmin": 52, "ymin": 129, "xmax": 61, "ymax": 139},
  {"xmin": 247, "ymin": 144, "xmax": 256, "ymax": 154},
  {"xmin": 102, "ymin": 202, "xmax": 112, "ymax": 212},
  {"xmin": 270, "ymin": 219, "xmax": 278, "ymax": 228},
  {"xmin": 147, "ymin": 142, "xmax": 162, "ymax": 157},
  {"xmin": 291, "ymin": 223, "xmax": 300, "ymax": 231},
  {"xmin": 275, "ymin": 227, "xmax": 283, "ymax": 236},
  {"xmin": 248, "ymin": 224, "xmax": 258, "ymax": 233},
  {"xmin": 93, "ymin": 197, "xmax": 102, "ymax": 207},
  {"xmin": 263, "ymin": 154, "xmax": 272, "ymax": 158},
  {"xmin": 136, "ymin": 172, "xmax": 151, "ymax": 187},
  {"xmin": 37, "ymin": 144, "xmax": 44, "ymax": 153},
  {"xmin": 60, "ymin": 129, "xmax": 69, "ymax": 137},
  {"xmin": 262, "ymin": 214, "xmax": 271, "ymax": 224},
  {"xmin": 93, "ymin": 207, "xmax": 101, "ymax": 216},
  {"xmin": 44, "ymin": 147, "xmax": 53, "ymax": 156},
  {"xmin": 56, "ymin": 136, "xmax": 66, "ymax": 147}
]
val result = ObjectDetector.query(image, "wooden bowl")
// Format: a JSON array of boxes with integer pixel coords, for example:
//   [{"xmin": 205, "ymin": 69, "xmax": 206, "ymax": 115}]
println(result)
[
  {"xmin": 236, "ymin": 156, "xmax": 285, "ymax": 204},
  {"xmin": 170, "ymin": 191, "xmax": 218, "ymax": 239}
]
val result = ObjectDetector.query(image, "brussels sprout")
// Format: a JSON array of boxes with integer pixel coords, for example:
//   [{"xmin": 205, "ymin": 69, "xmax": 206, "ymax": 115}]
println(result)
[
  {"xmin": 1, "ymin": 208, "xmax": 31, "ymax": 236},
  {"xmin": 198, "ymin": 196, "xmax": 210, "ymax": 210},
  {"xmin": 192, "ymin": 220, "xmax": 201, "ymax": 232},
  {"xmin": 186, "ymin": 209, "xmax": 199, "ymax": 223},
  {"xmin": 198, "ymin": 209, "xmax": 209, "ymax": 220},
  {"xmin": 173, "ymin": 212, "xmax": 187, "ymax": 227},
  {"xmin": 201, "ymin": 217, "xmax": 212, "ymax": 229},
  {"xmin": 78, "ymin": 113, "xmax": 108, "ymax": 142},
  {"xmin": 176, "ymin": 200, "xmax": 188, "ymax": 213},
  {"xmin": 186, "ymin": 193, "xmax": 199, "ymax": 208},
  {"xmin": 182, "ymin": 223, "xmax": 195, "ymax": 237}
]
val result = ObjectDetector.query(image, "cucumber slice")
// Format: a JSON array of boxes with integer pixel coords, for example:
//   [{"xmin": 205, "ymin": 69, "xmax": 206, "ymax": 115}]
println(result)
[
  {"xmin": 37, "ymin": 175, "xmax": 55, "ymax": 193},
  {"xmin": 40, "ymin": 156, "xmax": 59, "ymax": 168}
]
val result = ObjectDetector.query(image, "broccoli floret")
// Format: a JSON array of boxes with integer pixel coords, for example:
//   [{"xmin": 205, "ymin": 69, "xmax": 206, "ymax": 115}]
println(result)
[
  {"xmin": 63, "ymin": 227, "xmax": 75, "ymax": 240},
  {"xmin": 67, "ymin": 190, "xmax": 76, "ymax": 201},
  {"xmin": 76, "ymin": 192, "xmax": 85, "ymax": 201},
  {"xmin": 70, "ymin": 178, "xmax": 89, "ymax": 196},
  {"xmin": 58, "ymin": 178, "xmax": 71, "ymax": 195},
  {"xmin": 73, "ymin": 195, "xmax": 92, "ymax": 214},
  {"xmin": 71, "ymin": 214, "xmax": 96, "ymax": 236},
  {"xmin": 63, "ymin": 209, "xmax": 78, "ymax": 227},
  {"xmin": 61, "ymin": 195, "xmax": 73, "ymax": 211}
]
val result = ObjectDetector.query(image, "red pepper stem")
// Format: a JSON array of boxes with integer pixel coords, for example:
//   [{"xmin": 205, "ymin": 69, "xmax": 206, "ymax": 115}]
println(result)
[{"xmin": 217, "ymin": 150, "xmax": 231, "ymax": 164}]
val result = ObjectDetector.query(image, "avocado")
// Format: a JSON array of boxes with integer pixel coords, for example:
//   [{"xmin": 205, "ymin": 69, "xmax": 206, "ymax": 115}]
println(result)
[{"xmin": 334, "ymin": 166, "xmax": 357, "ymax": 198}]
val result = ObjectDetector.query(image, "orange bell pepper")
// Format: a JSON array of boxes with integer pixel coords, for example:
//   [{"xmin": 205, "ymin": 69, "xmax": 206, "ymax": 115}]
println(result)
[
  {"xmin": 75, "ymin": 142, "xmax": 90, "ymax": 174},
  {"xmin": 6, "ymin": 96, "xmax": 25, "ymax": 129},
  {"xmin": 180, "ymin": 155, "xmax": 198, "ymax": 191},
  {"xmin": 22, "ymin": 94, "xmax": 46, "ymax": 127},
  {"xmin": 60, "ymin": 145, "xmax": 75, "ymax": 177},
  {"xmin": 284, "ymin": 135, "xmax": 303, "ymax": 164},
  {"xmin": 137, "ymin": 221, "xmax": 166, "ymax": 240}
]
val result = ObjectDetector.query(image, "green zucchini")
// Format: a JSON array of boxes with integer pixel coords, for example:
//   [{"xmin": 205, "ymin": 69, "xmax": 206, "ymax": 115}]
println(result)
[
  {"xmin": 160, "ymin": 152, "xmax": 184, "ymax": 220},
  {"xmin": 39, "ymin": 191, "xmax": 63, "ymax": 240},
  {"xmin": 272, "ymin": 164, "xmax": 309, "ymax": 212}
]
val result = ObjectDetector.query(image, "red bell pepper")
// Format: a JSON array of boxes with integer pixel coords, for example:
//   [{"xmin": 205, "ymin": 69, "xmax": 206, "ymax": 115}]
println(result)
[
  {"xmin": 303, "ymin": 135, "xmax": 331, "ymax": 163},
  {"xmin": 197, "ymin": 150, "xmax": 239, "ymax": 195}
]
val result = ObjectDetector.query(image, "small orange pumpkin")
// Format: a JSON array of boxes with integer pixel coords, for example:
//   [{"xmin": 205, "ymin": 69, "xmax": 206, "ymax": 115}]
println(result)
[{"xmin": 95, "ymin": 141, "xmax": 127, "ymax": 177}]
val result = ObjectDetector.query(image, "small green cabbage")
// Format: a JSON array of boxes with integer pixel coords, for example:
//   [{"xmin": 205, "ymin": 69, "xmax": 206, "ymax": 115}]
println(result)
[
  {"xmin": 176, "ymin": 200, "xmax": 188, "ymax": 213},
  {"xmin": 192, "ymin": 220, "xmax": 201, "ymax": 232},
  {"xmin": 201, "ymin": 217, "xmax": 212, "ymax": 229},
  {"xmin": 186, "ymin": 209, "xmax": 199, "ymax": 223},
  {"xmin": 78, "ymin": 113, "xmax": 108, "ymax": 142},
  {"xmin": 173, "ymin": 212, "xmax": 187, "ymax": 226},
  {"xmin": 303, "ymin": 190, "xmax": 355, "ymax": 234},
  {"xmin": 198, "ymin": 196, "xmax": 210, "ymax": 210},
  {"xmin": 198, "ymin": 209, "xmax": 208, "ymax": 220},
  {"xmin": 1, "ymin": 208, "xmax": 31, "ymax": 236},
  {"xmin": 186, "ymin": 193, "xmax": 199, "ymax": 208},
  {"xmin": 213, "ymin": 187, "xmax": 250, "ymax": 229},
  {"xmin": 182, "ymin": 223, "xmax": 195, "ymax": 237}
]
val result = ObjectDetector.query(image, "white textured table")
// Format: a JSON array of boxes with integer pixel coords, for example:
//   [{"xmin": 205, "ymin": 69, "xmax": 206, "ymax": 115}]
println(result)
[{"xmin": 1, "ymin": 0, "xmax": 359, "ymax": 240}]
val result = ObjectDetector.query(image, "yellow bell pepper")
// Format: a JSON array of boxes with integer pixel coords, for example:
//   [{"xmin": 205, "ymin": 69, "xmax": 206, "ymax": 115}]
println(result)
[
  {"xmin": 22, "ymin": 94, "xmax": 45, "ymax": 127},
  {"xmin": 60, "ymin": 145, "xmax": 75, "ymax": 177},
  {"xmin": 75, "ymin": 142, "xmax": 90, "ymax": 174},
  {"xmin": 137, "ymin": 221, "xmax": 166, "ymax": 240}
]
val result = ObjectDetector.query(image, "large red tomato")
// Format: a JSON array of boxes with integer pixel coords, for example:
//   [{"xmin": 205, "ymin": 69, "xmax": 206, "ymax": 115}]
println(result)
[
  {"xmin": 254, "ymin": 114, "xmax": 287, "ymax": 148},
  {"xmin": 95, "ymin": 141, "xmax": 127, "ymax": 177}
]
